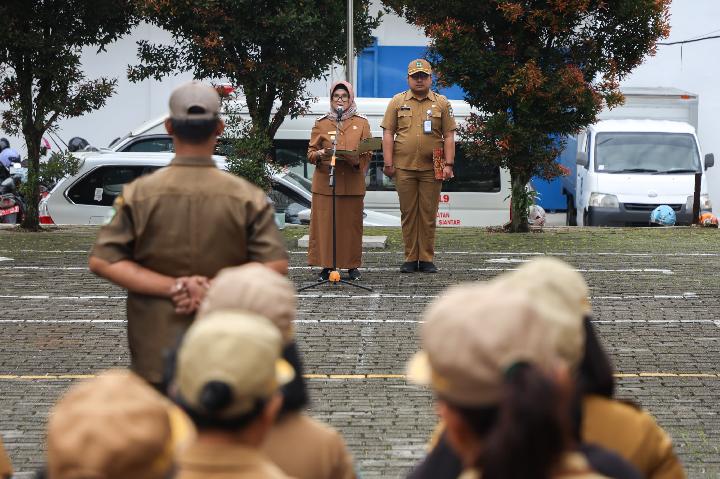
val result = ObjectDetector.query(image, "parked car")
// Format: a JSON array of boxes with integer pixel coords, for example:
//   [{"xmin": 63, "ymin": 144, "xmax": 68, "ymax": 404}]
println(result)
[{"xmin": 39, "ymin": 152, "xmax": 400, "ymax": 227}]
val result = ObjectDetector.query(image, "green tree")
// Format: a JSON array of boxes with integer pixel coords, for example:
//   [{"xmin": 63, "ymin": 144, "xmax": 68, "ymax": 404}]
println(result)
[
  {"xmin": 0, "ymin": 1, "xmax": 138, "ymax": 230},
  {"xmin": 130, "ymin": 0, "xmax": 380, "ymax": 164},
  {"xmin": 385, "ymin": 0, "xmax": 670, "ymax": 231}
]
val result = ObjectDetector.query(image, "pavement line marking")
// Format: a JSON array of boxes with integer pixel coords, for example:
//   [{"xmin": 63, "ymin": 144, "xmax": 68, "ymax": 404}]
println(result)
[
  {"xmin": 286, "ymin": 251, "xmax": 720, "ymax": 257},
  {"xmin": 4, "ymin": 264, "xmax": 678, "ymax": 274},
  {"xmin": 0, "ymin": 372, "xmax": 718, "ymax": 381},
  {"xmin": 0, "ymin": 250, "xmax": 88, "ymax": 253},
  {"xmin": 469, "ymin": 267, "xmax": 674, "ymax": 275},
  {"xmin": 0, "ymin": 266, "xmax": 87, "ymax": 270},
  {"xmin": 0, "ymin": 292, "xmax": 701, "ymax": 307},
  {"xmin": 290, "ymin": 266, "xmax": 677, "ymax": 275},
  {"xmin": 0, "ymin": 257, "xmax": 13, "ymax": 262},
  {"xmin": 0, "ymin": 295, "xmax": 126, "ymax": 300},
  {"xmin": 3, "ymin": 318, "xmax": 717, "ymax": 325}
]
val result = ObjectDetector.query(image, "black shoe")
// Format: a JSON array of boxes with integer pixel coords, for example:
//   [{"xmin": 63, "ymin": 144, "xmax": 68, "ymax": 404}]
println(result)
[
  {"xmin": 318, "ymin": 268, "xmax": 332, "ymax": 281},
  {"xmin": 400, "ymin": 261, "xmax": 419, "ymax": 273},
  {"xmin": 347, "ymin": 268, "xmax": 361, "ymax": 280},
  {"xmin": 418, "ymin": 261, "xmax": 438, "ymax": 273}
]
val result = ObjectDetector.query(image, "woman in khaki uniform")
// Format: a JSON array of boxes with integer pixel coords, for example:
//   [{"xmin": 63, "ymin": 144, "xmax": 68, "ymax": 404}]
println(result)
[{"xmin": 307, "ymin": 81, "xmax": 372, "ymax": 281}]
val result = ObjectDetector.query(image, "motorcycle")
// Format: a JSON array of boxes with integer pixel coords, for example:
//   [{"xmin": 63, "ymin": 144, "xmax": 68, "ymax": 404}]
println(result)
[{"xmin": 0, "ymin": 174, "xmax": 26, "ymax": 224}]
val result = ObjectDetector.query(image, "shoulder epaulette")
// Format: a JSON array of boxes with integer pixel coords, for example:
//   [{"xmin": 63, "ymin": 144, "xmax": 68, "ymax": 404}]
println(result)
[
  {"xmin": 354, "ymin": 113, "xmax": 368, "ymax": 120},
  {"xmin": 315, "ymin": 114, "xmax": 330, "ymax": 122}
]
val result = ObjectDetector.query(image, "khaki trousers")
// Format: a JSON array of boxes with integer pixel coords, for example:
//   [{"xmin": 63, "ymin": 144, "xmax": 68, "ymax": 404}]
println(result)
[{"xmin": 395, "ymin": 168, "xmax": 442, "ymax": 262}]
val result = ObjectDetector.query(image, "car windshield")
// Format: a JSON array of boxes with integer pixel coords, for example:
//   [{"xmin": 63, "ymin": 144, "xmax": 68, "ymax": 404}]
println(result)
[
  {"xmin": 283, "ymin": 170, "xmax": 313, "ymax": 192},
  {"xmin": 595, "ymin": 132, "xmax": 700, "ymax": 174}
]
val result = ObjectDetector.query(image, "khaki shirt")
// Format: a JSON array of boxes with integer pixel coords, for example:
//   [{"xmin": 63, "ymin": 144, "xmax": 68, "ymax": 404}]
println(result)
[
  {"xmin": 262, "ymin": 412, "xmax": 355, "ymax": 479},
  {"xmin": 380, "ymin": 90, "xmax": 457, "ymax": 171},
  {"xmin": 176, "ymin": 441, "xmax": 294, "ymax": 479},
  {"xmin": 307, "ymin": 114, "xmax": 372, "ymax": 196},
  {"xmin": 458, "ymin": 452, "xmax": 608, "ymax": 479},
  {"xmin": 583, "ymin": 395, "xmax": 685, "ymax": 479},
  {"xmin": 0, "ymin": 436, "xmax": 12, "ymax": 478},
  {"xmin": 90, "ymin": 155, "xmax": 288, "ymax": 383}
]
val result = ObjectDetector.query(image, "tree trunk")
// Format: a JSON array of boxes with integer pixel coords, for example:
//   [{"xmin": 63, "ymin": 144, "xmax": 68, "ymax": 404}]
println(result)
[
  {"xmin": 20, "ymin": 130, "xmax": 42, "ymax": 231},
  {"xmin": 509, "ymin": 170, "xmax": 530, "ymax": 233}
]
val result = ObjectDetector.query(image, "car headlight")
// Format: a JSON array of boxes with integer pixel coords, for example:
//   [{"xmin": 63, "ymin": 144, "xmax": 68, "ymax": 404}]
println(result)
[
  {"xmin": 686, "ymin": 194, "xmax": 712, "ymax": 211},
  {"xmin": 589, "ymin": 193, "xmax": 619, "ymax": 208}
]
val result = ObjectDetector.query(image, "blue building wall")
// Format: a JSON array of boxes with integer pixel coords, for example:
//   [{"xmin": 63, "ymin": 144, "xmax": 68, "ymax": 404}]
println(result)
[
  {"xmin": 357, "ymin": 42, "xmax": 568, "ymax": 211},
  {"xmin": 357, "ymin": 42, "xmax": 464, "ymax": 100}
]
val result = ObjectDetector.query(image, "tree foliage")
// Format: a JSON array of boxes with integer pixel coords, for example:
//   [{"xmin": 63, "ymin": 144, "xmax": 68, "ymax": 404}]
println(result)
[
  {"xmin": 384, "ymin": 0, "xmax": 670, "ymax": 231},
  {"xmin": 0, "ymin": 1, "xmax": 138, "ymax": 230},
  {"xmin": 131, "ymin": 0, "xmax": 381, "ymax": 147},
  {"xmin": 221, "ymin": 95, "xmax": 278, "ymax": 192}
]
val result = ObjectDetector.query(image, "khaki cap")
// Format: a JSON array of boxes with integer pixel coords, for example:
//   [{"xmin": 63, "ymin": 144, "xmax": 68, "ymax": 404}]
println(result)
[
  {"xmin": 197, "ymin": 263, "xmax": 296, "ymax": 344},
  {"xmin": 169, "ymin": 80, "xmax": 221, "ymax": 120},
  {"xmin": 493, "ymin": 257, "xmax": 589, "ymax": 368},
  {"xmin": 408, "ymin": 58, "xmax": 432, "ymax": 76},
  {"xmin": 407, "ymin": 282, "xmax": 558, "ymax": 407},
  {"xmin": 176, "ymin": 312, "xmax": 295, "ymax": 419},
  {"xmin": 47, "ymin": 370, "xmax": 179, "ymax": 479}
]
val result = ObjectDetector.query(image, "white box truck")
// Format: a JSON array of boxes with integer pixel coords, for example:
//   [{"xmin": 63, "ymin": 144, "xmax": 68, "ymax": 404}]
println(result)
[{"xmin": 560, "ymin": 87, "xmax": 714, "ymax": 226}]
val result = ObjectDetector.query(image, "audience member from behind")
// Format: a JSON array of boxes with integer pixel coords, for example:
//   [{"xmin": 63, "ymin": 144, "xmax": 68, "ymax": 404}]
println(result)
[
  {"xmin": 88, "ymin": 80, "xmax": 288, "ymax": 388},
  {"xmin": 197, "ymin": 263, "xmax": 357, "ymax": 479},
  {"xmin": 0, "ymin": 435, "xmax": 11, "ymax": 479},
  {"xmin": 407, "ymin": 282, "xmax": 608, "ymax": 479},
  {"xmin": 43, "ymin": 370, "xmax": 185, "ymax": 479},
  {"xmin": 172, "ymin": 312, "xmax": 295, "ymax": 479},
  {"xmin": 505, "ymin": 258, "xmax": 685, "ymax": 479}
]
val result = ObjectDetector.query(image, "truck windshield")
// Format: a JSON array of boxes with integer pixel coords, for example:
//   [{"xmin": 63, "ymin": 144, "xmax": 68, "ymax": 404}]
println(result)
[{"xmin": 594, "ymin": 133, "xmax": 700, "ymax": 174}]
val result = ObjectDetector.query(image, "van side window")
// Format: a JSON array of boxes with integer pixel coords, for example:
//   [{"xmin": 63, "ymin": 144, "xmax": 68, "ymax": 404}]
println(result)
[
  {"xmin": 122, "ymin": 137, "xmax": 174, "ymax": 153},
  {"xmin": 67, "ymin": 166, "xmax": 159, "ymax": 206},
  {"xmin": 366, "ymin": 145, "xmax": 500, "ymax": 193},
  {"xmin": 271, "ymin": 140, "xmax": 500, "ymax": 194}
]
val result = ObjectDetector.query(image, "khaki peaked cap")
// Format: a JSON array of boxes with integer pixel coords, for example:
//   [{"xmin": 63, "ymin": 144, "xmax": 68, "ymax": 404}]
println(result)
[
  {"xmin": 197, "ymin": 263, "xmax": 296, "ymax": 344},
  {"xmin": 493, "ymin": 257, "xmax": 589, "ymax": 368},
  {"xmin": 177, "ymin": 312, "xmax": 294, "ymax": 419},
  {"xmin": 169, "ymin": 80, "xmax": 221, "ymax": 121},
  {"xmin": 408, "ymin": 58, "xmax": 432, "ymax": 75},
  {"xmin": 408, "ymin": 282, "xmax": 559, "ymax": 407},
  {"xmin": 47, "ymin": 370, "xmax": 178, "ymax": 479}
]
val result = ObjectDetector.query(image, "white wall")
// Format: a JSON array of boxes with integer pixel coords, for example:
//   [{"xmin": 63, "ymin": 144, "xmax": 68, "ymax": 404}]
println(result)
[
  {"xmin": 621, "ymin": 0, "xmax": 720, "ymax": 207},
  {"xmin": 370, "ymin": 3, "xmax": 426, "ymax": 46}
]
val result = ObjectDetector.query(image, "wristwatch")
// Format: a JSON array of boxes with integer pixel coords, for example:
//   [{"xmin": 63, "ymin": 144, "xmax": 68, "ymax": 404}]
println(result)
[{"xmin": 445, "ymin": 163, "xmax": 454, "ymax": 167}]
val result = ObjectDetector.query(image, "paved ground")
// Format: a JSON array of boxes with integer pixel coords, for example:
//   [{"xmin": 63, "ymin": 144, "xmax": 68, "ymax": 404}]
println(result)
[{"xmin": 1, "ymin": 225, "xmax": 720, "ymax": 477}]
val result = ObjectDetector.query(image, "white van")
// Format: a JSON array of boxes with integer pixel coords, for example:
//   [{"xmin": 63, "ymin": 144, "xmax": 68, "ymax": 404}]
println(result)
[
  {"xmin": 107, "ymin": 97, "xmax": 511, "ymax": 227},
  {"xmin": 560, "ymin": 88, "xmax": 714, "ymax": 226}
]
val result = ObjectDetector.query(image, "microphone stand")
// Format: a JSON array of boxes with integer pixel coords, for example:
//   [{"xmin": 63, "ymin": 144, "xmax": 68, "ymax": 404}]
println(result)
[{"xmin": 298, "ymin": 109, "xmax": 372, "ymax": 292}]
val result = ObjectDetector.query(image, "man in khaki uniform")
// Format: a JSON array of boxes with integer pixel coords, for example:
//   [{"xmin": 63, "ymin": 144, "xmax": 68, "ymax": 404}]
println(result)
[
  {"xmin": 88, "ymin": 81, "xmax": 289, "ymax": 388},
  {"xmin": 172, "ymin": 312, "xmax": 295, "ymax": 479},
  {"xmin": 381, "ymin": 59, "xmax": 456, "ymax": 273},
  {"xmin": 0, "ymin": 436, "xmax": 11, "ymax": 479}
]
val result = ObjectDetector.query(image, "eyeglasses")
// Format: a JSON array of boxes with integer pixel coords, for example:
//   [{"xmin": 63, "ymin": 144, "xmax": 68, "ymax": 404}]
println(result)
[{"xmin": 332, "ymin": 94, "xmax": 350, "ymax": 101}]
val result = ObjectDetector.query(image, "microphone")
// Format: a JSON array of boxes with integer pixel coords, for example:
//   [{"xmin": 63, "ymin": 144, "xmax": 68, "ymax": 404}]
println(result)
[{"xmin": 336, "ymin": 106, "xmax": 344, "ymax": 120}]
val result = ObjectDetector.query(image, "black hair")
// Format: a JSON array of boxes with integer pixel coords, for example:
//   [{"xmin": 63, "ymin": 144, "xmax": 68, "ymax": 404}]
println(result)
[
  {"xmin": 332, "ymin": 84, "xmax": 349, "ymax": 95},
  {"xmin": 280, "ymin": 342, "xmax": 310, "ymax": 414},
  {"xmin": 577, "ymin": 316, "xmax": 615, "ymax": 398},
  {"xmin": 453, "ymin": 363, "xmax": 569, "ymax": 479},
  {"xmin": 170, "ymin": 117, "xmax": 220, "ymax": 144},
  {"xmin": 0, "ymin": 138, "xmax": 9, "ymax": 151},
  {"xmin": 177, "ymin": 381, "xmax": 268, "ymax": 432}
]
